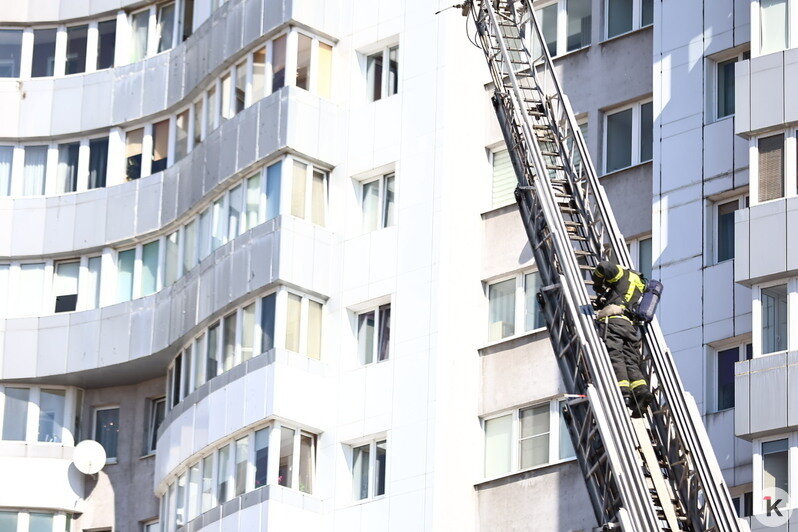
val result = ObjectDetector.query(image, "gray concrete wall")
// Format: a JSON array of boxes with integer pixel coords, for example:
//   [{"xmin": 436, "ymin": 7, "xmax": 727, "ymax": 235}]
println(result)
[{"xmin": 75, "ymin": 376, "xmax": 165, "ymax": 532}]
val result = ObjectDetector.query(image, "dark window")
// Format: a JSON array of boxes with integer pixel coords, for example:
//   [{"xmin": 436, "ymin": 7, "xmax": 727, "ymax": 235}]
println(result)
[
  {"xmin": 88, "ymin": 137, "xmax": 109, "ymax": 189},
  {"xmin": 65, "ymin": 25, "xmax": 88, "ymax": 74},
  {"xmin": 32, "ymin": 29, "xmax": 57, "ymax": 77},
  {"xmin": 172, "ymin": 354, "xmax": 182, "ymax": 407},
  {"xmin": 717, "ymin": 200, "xmax": 738, "ymax": 262},
  {"xmin": 95, "ymin": 408, "xmax": 120, "ymax": 459},
  {"xmin": 261, "ymin": 294, "xmax": 276, "ymax": 352},
  {"xmin": 97, "ymin": 20, "xmax": 117, "ymax": 70},
  {"xmin": 0, "ymin": 29, "xmax": 23, "ymax": 77},
  {"xmin": 716, "ymin": 347, "xmax": 738, "ymax": 410},
  {"xmin": 56, "ymin": 142, "xmax": 80, "ymax": 193},
  {"xmin": 717, "ymin": 58, "xmax": 737, "ymax": 119},
  {"xmin": 182, "ymin": 0, "xmax": 195, "ymax": 41}
]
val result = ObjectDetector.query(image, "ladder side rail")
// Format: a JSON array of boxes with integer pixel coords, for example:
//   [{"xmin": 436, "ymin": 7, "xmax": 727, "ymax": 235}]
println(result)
[
  {"xmin": 476, "ymin": 4, "xmax": 661, "ymax": 529},
  {"xmin": 515, "ymin": 1, "xmax": 745, "ymax": 528}
]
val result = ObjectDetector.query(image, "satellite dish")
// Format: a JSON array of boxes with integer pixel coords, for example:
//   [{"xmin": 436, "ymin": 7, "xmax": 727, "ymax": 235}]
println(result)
[{"xmin": 73, "ymin": 440, "xmax": 106, "ymax": 475}]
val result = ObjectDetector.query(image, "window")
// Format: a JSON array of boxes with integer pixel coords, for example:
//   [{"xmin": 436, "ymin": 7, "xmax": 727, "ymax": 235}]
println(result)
[
  {"xmin": 221, "ymin": 73, "xmax": 233, "ymax": 120},
  {"xmin": 482, "ymin": 399, "xmax": 575, "ymax": 478},
  {"xmin": 296, "ymin": 34, "xmax": 312, "ymax": 90},
  {"xmin": 318, "ymin": 43, "xmax": 333, "ymax": 98},
  {"xmin": 761, "ymin": 438, "xmax": 789, "ymax": 500},
  {"xmin": 117, "ymin": 249, "xmax": 135, "ymax": 303},
  {"xmin": 65, "ymin": 25, "xmax": 88, "ymax": 74},
  {"xmin": 241, "ymin": 302, "xmax": 256, "ymax": 362},
  {"xmin": 758, "ymin": 133, "xmax": 784, "ymax": 202},
  {"xmin": 604, "ymin": 100, "xmax": 652, "ymax": 173},
  {"xmin": 285, "ymin": 292, "xmax": 323, "ymax": 359},
  {"xmin": 201, "ymin": 454, "xmax": 214, "ymax": 512},
  {"xmin": 352, "ymin": 439, "xmax": 387, "ymax": 501},
  {"xmin": 53, "ymin": 261, "xmax": 80, "ymax": 313},
  {"xmin": 290, "ymin": 160, "xmax": 327, "ymax": 224},
  {"xmin": 222, "ymin": 312, "xmax": 237, "ymax": 371},
  {"xmin": 32, "ymin": 28, "xmax": 57, "ymax": 77},
  {"xmin": 760, "ymin": 0, "xmax": 788, "ymax": 55},
  {"xmin": 207, "ymin": 86, "xmax": 219, "ymax": 132},
  {"xmin": 126, "ymin": 128, "xmax": 144, "ymax": 180},
  {"xmin": 144, "ymin": 520, "xmax": 160, "ymax": 532},
  {"xmin": 97, "ymin": 19, "xmax": 117, "ymax": 70},
  {"xmin": 713, "ymin": 51, "xmax": 749, "ymax": 121},
  {"xmin": 272, "ymin": 35, "xmax": 287, "ymax": 92},
  {"xmin": 235, "ymin": 61, "xmax": 246, "ymax": 114},
  {"xmin": 357, "ymin": 304, "xmax": 391, "ymax": 364},
  {"xmin": 152, "ymin": 120, "xmax": 169, "ymax": 173},
  {"xmin": 37, "ymin": 389, "xmax": 65, "ymax": 442},
  {"xmin": 606, "ymin": 0, "xmax": 652, "ymax": 39},
  {"xmin": 141, "ymin": 240, "xmax": 160, "ymax": 296},
  {"xmin": 278, "ymin": 426, "xmax": 294, "ymax": 487},
  {"xmin": 627, "ymin": 236, "xmax": 653, "ymax": 280},
  {"xmin": 18, "ymin": 263, "xmax": 45, "ymax": 316},
  {"xmin": 714, "ymin": 195, "xmax": 747, "ymax": 263},
  {"xmin": 228, "ymin": 184, "xmax": 243, "ymax": 240},
  {"xmin": 28, "ymin": 513, "xmax": 53, "ymax": 532},
  {"xmin": 0, "ymin": 512, "xmax": 16, "ymax": 531},
  {"xmin": 361, "ymin": 174, "xmax": 396, "ymax": 231},
  {"xmin": 261, "ymin": 293, "xmax": 276, "ymax": 352},
  {"xmin": 761, "ymin": 284, "xmax": 788, "ymax": 355},
  {"xmin": 193, "ymin": 99, "xmax": 204, "ymax": 145},
  {"xmin": 183, "ymin": 218, "xmax": 197, "ymax": 274},
  {"xmin": 217, "ymin": 444, "xmax": 231, "ymax": 503},
  {"xmin": 731, "ymin": 491, "xmax": 753, "ymax": 517},
  {"xmin": 491, "ymin": 148, "xmax": 515, "ymax": 208},
  {"xmin": 88, "ymin": 137, "xmax": 109, "ymax": 189},
  {"xmin": 147, "ymin": 397, "xmax": 166, "ymax": 453},
  {"xmin": 712, "ymin": 343, "xmax": 751, "ymax": 412},
  {"xmin": 86, "ymin": 256, "xmax": 102, "ymax": 309},
  {"xmin": 181, "ymin": 0, "xmax": 195, "ymax": 41},
  {"xmin": 2, "ymin": 387, "xmax": 29, "ymax": 441},
  {"xmin": 56, "ymin": 142, "xmax": 79, "ymax": 193},
  {"xmin": 23, "ymin": 146, "xmax": 48, "ymax": 196},
  {"xmin": 255, "ymin": 427, "xmax": 269, "ymax": 488},
  {"xmin": 487, "ymin": 271, "xmax": 545, "ymax": 342},
  {"xmin": 157, "ymin": 2, "xmax": 176, "ymax": 53},
  {"xmin": 130, "ymin": 9, "xmax": 150, "ymax": 62},
  {"xmin": 0, "ymin": 145, "xmax": 12, "ymax": 195},
  {"xmin": 533, "ymin": 0, "xmax": 591, "ymax": 57},
  {"xmin": 367, "ymin": 45, "xmax": 399, "ymax": 102},
  {"xmin": 175, "ymin": 110, "xmax": 189, "ymax": 161},
  {"xmin": 94, "ymin": 407, "xmax": 120, "ymax": 460},
  {"xmin": 0, "ymin": 30, "xmax": 23, "ymax": 77},
  {"xmin": 252, "ymin": 47, "xmax": 266, "ymax": 102},
  {"xmin": 235, "ymin": 436, "xmax": 249, "ymax": 496},
  {"xmin": 164, "ymin": 231, "xmax": 179, "ymax": 286}
]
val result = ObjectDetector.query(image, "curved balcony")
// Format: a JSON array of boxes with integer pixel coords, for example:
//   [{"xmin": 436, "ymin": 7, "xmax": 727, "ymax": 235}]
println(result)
[
  {"xmin": 0, "ymin": 441, "xmax": 82, "ymax": 512},
  {"xmin": 0, "ymin": 87, "xmax": 337, "ymax": 258},
  {"xmin": 0, "ymin": 214, "xmax": 334, "ymax": 383}
]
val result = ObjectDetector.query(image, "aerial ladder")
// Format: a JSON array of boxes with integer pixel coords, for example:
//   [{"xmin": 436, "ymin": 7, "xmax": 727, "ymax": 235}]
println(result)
[{"xmin": 461, "ymin": 1, "xmax": 749, "ymax": 530}]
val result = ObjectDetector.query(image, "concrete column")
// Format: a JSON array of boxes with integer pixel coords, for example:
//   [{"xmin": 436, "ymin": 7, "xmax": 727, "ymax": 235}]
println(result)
[
  {"xmin": 106, "ymin": 127, "xmax": 126, "ymax": 186},
  {"xmin": 9, "ymin": 147, "xmax": 24, "ymax": 196},
  {"xmin": 53, "ymin": 26, "xmax": 67, "ymax": 77},
  {"xmin": 99, "ymin": 247, "xmax": 116, "ymax": 307},
  {"xmin": 19, "ymin": 29, "xmax": 33, "ymax": 79},
  {"xmin": 114, "ymin": 11, "xmax": 130, "ymax": 66},
  {"xmin": 75, "ymin": 139, "xmax": 90, "ymax": 192},
  {"xmin": 85, "ymin": 21, "xmax": 99, "ymax": 73},
  {"xmin": 142, "ymin": 123, "xmax": 154, "ymax": 177},
  {"xmin": 43, "ymin": 144, "xmax": 59, "ymax": 196},
  {"xmin": 285, "ymin": 30, "xmax": 298, "ymax": 87}
]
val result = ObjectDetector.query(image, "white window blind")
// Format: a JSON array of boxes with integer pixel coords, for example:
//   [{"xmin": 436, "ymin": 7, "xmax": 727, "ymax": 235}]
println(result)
[{"xmin": 492, "ymin": 148, "xmax": 515, "ymax": 207}]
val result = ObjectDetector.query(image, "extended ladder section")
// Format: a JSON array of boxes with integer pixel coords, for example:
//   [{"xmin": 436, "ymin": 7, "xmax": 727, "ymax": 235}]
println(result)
[{"xmin": 465, "ymin": 1, "xmax": 746, "ymax": 530}]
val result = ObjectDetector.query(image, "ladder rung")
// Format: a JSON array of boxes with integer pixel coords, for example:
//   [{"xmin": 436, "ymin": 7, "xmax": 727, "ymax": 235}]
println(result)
[
  {"xmin": 542, "ymin": 151, "xmax": 559, "ymax": 157},
  {"xmin": 546, "ymin": 164, "xmax": 564, "ymax": 171}
]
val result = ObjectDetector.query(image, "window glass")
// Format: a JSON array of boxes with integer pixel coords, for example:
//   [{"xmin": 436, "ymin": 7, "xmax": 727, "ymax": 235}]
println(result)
[
  {"xmin": 0, "ymin": 30, "xmax": 23, "ymax": 77},
  {"xmin": 642, "ymin": 0, "xmax": 653, "ymax": 25},
  {"xmin": 524, "ymin": 272, "xmax": 545, "ymax": 331},
  {"xmin": 182, "ymin": 0, "xmax": 195, "ymax": 41},
  {"xmin": 19, "ymin": 263, "xmax": 45, "ymax": 316},
  {"xmin": 640, "ymin": 102, "xmax": 653, "ymax": 162},
  {"xmin": 252, "ymin": 48, "xmax": 266, "ymax": 102},
  {"xmin": 57, "ymin": 142, "xmax": 80, "ymax": 193},
  {"xmin": 383, "ymin": 174, "xmax": 396, "ymax": 227},
  {"xmin": 537, "ymin": 4, "xmax": 558, "ymax": 57},
  {"xmin": 235, "ymin": 61, "xmax": 246, "ymax": 114},
  {"xmin": 266, "ymin": 161, "xmax": 282, "ymax": 220},
  {"xmin": 152, "ymin": 120, "xmax": 169, "ymax": 174},
  {"xmin": 165, "ymin": 231, "xmax": 179, "ymax": 286},
  {"xmin": 312, "ymin": 170, "xmax": 326, "ymax": 226},
  {"xmin": 362, "ymin": 179, "xmax": 380, "ymax": 232},
  {"xmin": 484, "ymin": 414, "xmax": 512, "ymax": 477},
  {"xmin": 130, "ymin": 10, "xmax": 150, "ymax": 62},
  {"xmin": 95, "ymin": 407, "xmax": 120, "ymax": 459},
  {"xmin": 141, "ymin": 240, "xmax": 160, "ymax": 296},
  {"xmin": 758, "ymin": 134, "xmax": 785, "ymax": 202},
  {"xmin": 255, "ymin": 427, "xmax": 269, "ymax": 488},
  {"xmin": 318, "ymin": 43, "xmax": 332, "ymax": 98},
  {"xmin": 221, "ymin": 73, "xmax": 233, "ymax": 120},
  {"xmin": 638, "ymin": 237, "xmax": 653, "ymax": 280},
  {"xmin": 607, "ymin": 0, "xmax": 633, "ymax": 38},
  {"xmin": 193, "ymin": 99, "xmax": 203, "ymax": 145},
  {"xmin": 279, "ymin": 427, "xmax": 295, "ymax": 487},
  {"xmin": 762, "ymin": 438, "xmax": 789, "ymax": 499},
  {"xmin": 217, "ymin": 444, "xmax": 231, "ymax": 503},
  {"xmin": 2, "ymin": 388, "xmax": 29, "ymax": 441},
  {"xmin": 261, "ymin": 294, "xmax": 276, "ymax": 352},
  {"xmin": 717, "ymin": 58, "xmax": 737, "ymax": 119},
  {"xmin": 211, "ymin": 197, "xmax": 226, "ymax": 249},
  {"xmin": 761, "ymin": 284, "xmax": 788, "ymax": 354},
  {"xmin": 286, "ymin": 294, "xmax": 302, "ymax": 352},
  {"xmin": 187, "ymin": 461, "xmax": 201, "ymax": 521},
  {"xmin": 54, "ymin": 261, "xmax": 80, "ymax": 313},
  {"xmin": 245, "ymin": 173, "xmax": 261, "ymax": 230},
  {"xmin": 606, "ymin": 108, "xmax": 633, "ymax": 172},
  {"xmin": 65, "ymin": 25, "xmax": 88, "ymax": 74},
  {"xmin": 235, "ymin": 436, "xmax": 249, "ymax": 496},
  {"xmin": 353, "ymin": 444, "xmax": 370, "ymax": 500},
  {"xmin": 126, "ymin": 128, "xmax": 144, "ymax": 180},
  {"xmin": 272, "ymin": 35, "xmax": 287, "ymax": 92},
  {"xmin": 184, "ymin": 218, "xmax": 197, "ymax": 273},
  {"xmin": 175, "ymin": 110, "xmax": 189, "ymax": 161},
  {"xmin": 148, "ymin": 398, "xmax": 166, "ymax": 452},
  {"xmin": 201, "ymin": 454, "xmax": 214, "ymax": 512},
  {"xmin": 182, "ymin": 345, "xmax": 192, "ymax": 399},
  {"xmin": 0, "ymin": 512, "xmax": 17, "ymax": 531},
  {"xmin": 307, "ymin": 300, "xmax": 322, "ymax": 359},
  {"xmin": 492, "ymin": 148, "xmax": 515, "ymax": 207},
  {"xmin": 296, "ymin": 34, "xmax": 312, "ymax": 90},
  {"xmin": 489, "ymin": 278, "xmax": 516, "ymax": 341},
  {"xmin": 367, "ymin": 51, "xmax": 383, "ymax": 102},
  {"xmin": 566, "ymin": 0, "xmax": 591, "ymax": 51},
  {"xmin": 375, "ymin": 440, "xmax": 387, "ymax": 496},
  {"xmin": 717, "ymin": 200, "xmax": 737, "ymax": 262},
  {"xmin": 206, "ymin": 322, "xmax": 219, "ymax": 381},
  {"xmin": 716, "ymin": 347, "xmax": 738, "ymax": 411},
  {"xmin": 199, "ymin": 208, "xmax": 212, "ymax": 259},
  {"xmin": 23, "ymin": 146, "xmax": 48, "ymax": 196},
  {"xmin": 388, "ymin": 46, "xmax": 399, "ymax": 97},
  {"xmin": 28, "ymin": 514, "xmax": 53, "ymax": 532},
  {"xmin": 291, "ymin": 161, "xmax": 307, "ymax": 218},
  {"xmin": 378, "ymin": 304, "xmax": 391, "ymax": 361},
  {"xmin": 761, "ymin": 0, "xmax": 788, "ymax": 55},
  {"xmin": 89, "ymin": 137, "xmax": 109, "ymax": 189},
  {"xmin": 117, "ymin": 249, "xmax": 135, "ymax": 303},
  {"xmin": 97, "ymin": 20, "xmax": 117, "ymax": 70},
  {"xmin": 228, "ymin": 184, "xmax": 243, "ymax": 240},
  {"xmin": 558, "ymin": 404, "xmax": 575, "ymax": 459},
  {"xmin": 0, "ymin": 145, "xmax": 12, "ymax": 195},
  {"xmin": 86, "ymin": 256, "xmax": 102, "ymax": 309},
  {"xmin": 194, "ymin": 333, "xmax": 206, "ymax": 390},
  {"xmin": 171, "ymin": 355, "xmax": 182, "ymax": 406},
  {"xmin": 519, "ymin": 404, "xmax": 550, "ymax": 469},
  {"xmin": 358, "ymin": 311, "xmax": 375, "ymax": 365},
  {"xmin": 175, "ymin": 473, "xmax": 187, "ymax": 527},
  {"xmin": 222, "ymin": 312, "xmax": 237, "ymax": 371},
  {"xmin": 157, "ymin": 2, "xmax": 176, "ymax": 53},
  {"xmin": 241, "ymin": 302, "xmax": 256, "ymax": 362},
  {"xmin": 32, "ymin": 28, "xmax": 57, "ymax": 77}
]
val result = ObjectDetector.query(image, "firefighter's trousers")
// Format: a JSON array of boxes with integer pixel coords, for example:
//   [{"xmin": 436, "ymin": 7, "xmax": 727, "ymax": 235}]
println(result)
[{"xmin": 598, "ymin": 317, "xmax": 645, "ymax": 393}]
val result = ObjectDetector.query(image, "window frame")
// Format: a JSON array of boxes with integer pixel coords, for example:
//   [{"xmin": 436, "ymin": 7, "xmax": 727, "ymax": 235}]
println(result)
[
  {"xmin": 286, "ymin": 155, "xmax": 329, "ymax": 225},
  {"xmin": 626, "ymin": 235, "xmax": 653, "ymax": 280},
  {"xmin": 355, "ymin": 301, "xmax": 392, "ymax": 365},
  {"xmin": 93, "ymin": 405, "xmax": 121, "ymax": 463},
  {"xmin": 753, "ymin": 278, "xmax": 794, "ymax": 358},
  {"xmin": 359, "ymin": 172, "xmax": 396, "ymax": 232},
  {"xmin": 602, "ymin": 98, "xmax": 653, "ymax": 174},
  {"xmin": 532, "ymin": 0, "xmax": 592, "ymax": 57},
  {"xmin": 603, "ymin": 0, "xmax": 653, "ymax": 41},
  {"xmin": 0, "ymin": 384, "xmax": 78, "ymax": 445},
  {"xmin": 708, "ymin": 48, "xmax": 750, "ymax": 122},
  {"xmin": 753, "ymin": 432, "xmax": 795, "ymax": 514},
  {"xmin": 706, "ymin": 338, "xmax": 752, "ymax": 413},
  {"xmin": 485, "ymin": 270, "xmax": 547, "ymax": 344},
  {"xmin": 364, "ymin": 43, "xmax": 399, "ymax": 102},
  {"xmin": 349, "ymin": 437, "xmax": 388, "ymax": 502},
  {"xmin": 711, "ymin": 192, "xmax": 748, "ymax": 264},
  {"xmin": 145, "ymin": 396, "xmax": 166, "ymax": 455},
  {"xmin": 750, "ymin": 128, "xmax": 797, "ymax": 207}
]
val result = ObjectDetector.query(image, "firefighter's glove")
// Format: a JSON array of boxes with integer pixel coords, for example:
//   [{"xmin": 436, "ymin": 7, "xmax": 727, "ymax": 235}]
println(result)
[{"xmin": 596, "ymin": 304, "xmax": 624, "ymax": 319}]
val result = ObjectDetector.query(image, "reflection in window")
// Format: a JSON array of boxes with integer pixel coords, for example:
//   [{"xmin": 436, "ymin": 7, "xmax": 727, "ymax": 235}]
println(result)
[
  {"xmin": 32, "ymin": 29, "xmax": 57, "ymax": 77},
  {"xmin": 272, "ymin": 35, "xmax": 287, "ymax": 92},
  {"xmin": 296, "ymin": 34, "xmax": 312, "ymax": 90},
  {"xmin": 130, "ymin": 10, "xmax": 150, "ymax": 62},
  {"xmin": 0, "ymin": 30, "xmax": 23, "ymax": 77},
  {"xmin": 38, "ymin": 389, "xmax": 65, "ymax": 442},
  {"xmin": 762, "ymin": 438, "xmax": 789, "ymax": 500},
  {"xmin": 65, "ymin": 25, "xmax": 88, "ymax": 74},
  {"xmin": 117, "ymin": 249, "xmax": 135, "ymax": 303},
  {"xmin": 278, "ymin": 427, "xmax": 295, "ymax": 487},
  {"xmin": 57, "ymin": 142, "xmax": 80, "ymax": 193},
  {"xmin": 157, "ymin": 2, "xmax": 176, "ymax": 53},
  {"xmin": 88, "ymin": 137, "xmax": 109, "ymax": 189},
  {"xmin": 97, "ymin": 20, "xmax": 117, "ymax": 70}
]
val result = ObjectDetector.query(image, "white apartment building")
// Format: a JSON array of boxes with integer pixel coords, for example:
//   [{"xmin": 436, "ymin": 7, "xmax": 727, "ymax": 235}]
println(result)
[{"xmin": 0, "ymin": 0, "xmax": 788, "ymax": 531}]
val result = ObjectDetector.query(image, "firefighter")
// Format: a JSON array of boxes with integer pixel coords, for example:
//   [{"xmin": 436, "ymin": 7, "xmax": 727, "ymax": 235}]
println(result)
[{"xmin": 592, "ymin": 260, "xmax": 655, "ymax": 417}]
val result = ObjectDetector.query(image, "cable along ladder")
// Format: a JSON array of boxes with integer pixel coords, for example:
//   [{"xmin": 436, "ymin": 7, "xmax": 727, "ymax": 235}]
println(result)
[{"xmin": 464, "ymin": 1, "xmax": 747, "ymax": 530}]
